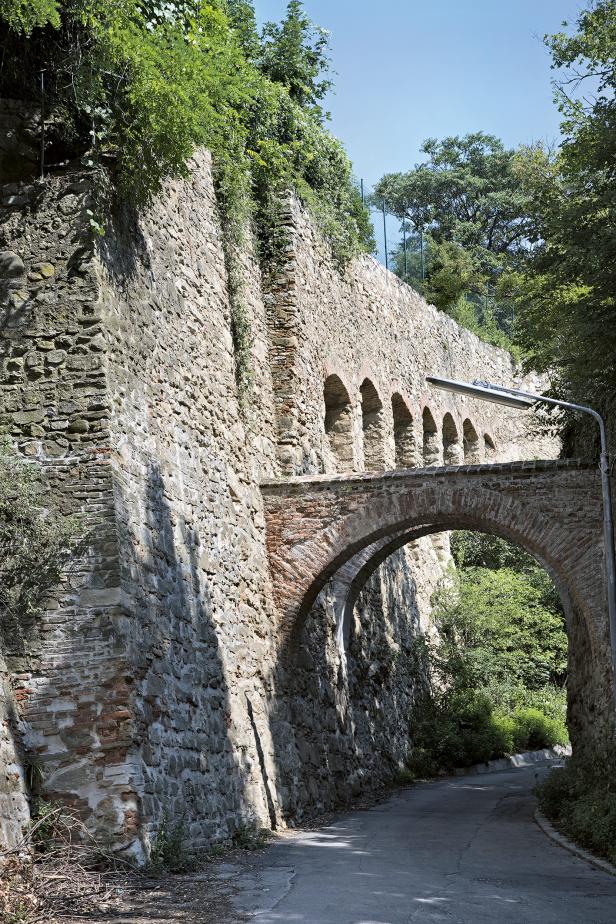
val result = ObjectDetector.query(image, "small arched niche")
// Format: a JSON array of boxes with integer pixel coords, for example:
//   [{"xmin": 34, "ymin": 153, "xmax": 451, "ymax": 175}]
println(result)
[
  {"xmin": 443, "ymin": 413, "xmax": 463, "ymax": 465},
  {"xmin": 323, "ymin": 375, "xmax": 354, "ymax": 472},
  {"xmin": 422, "ymin": 407, "xmax": 441, "ymax": 466},
  {"xmin": 484, "ymin": 433, "xmax": 497, "ymax": 460},
  {"xmin": 463, "ymin": 418, "xmax": 481, "ymax": 463},
  {"xmin": 391, "ymin": 393, "xmax": 417, "ymax": 468},
  {"xmin": 360, "ymin": 379, "xmax": 386, "ymax": 471}
]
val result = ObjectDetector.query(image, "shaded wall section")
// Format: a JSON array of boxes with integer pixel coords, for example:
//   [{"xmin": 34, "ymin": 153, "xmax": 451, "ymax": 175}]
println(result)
[{"xmin": 0, "ymin": 138, "xmax": 566, "ymax": 851}]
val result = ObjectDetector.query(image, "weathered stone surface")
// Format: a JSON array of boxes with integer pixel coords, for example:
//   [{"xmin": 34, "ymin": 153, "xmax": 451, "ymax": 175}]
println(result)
[
  {"xmin": 0, "ymin": 251, "xmax": 24, "ymax": 277},
  {"xmin": 1, "ymin": 140, "xmax": 604, "ymax": 861}
]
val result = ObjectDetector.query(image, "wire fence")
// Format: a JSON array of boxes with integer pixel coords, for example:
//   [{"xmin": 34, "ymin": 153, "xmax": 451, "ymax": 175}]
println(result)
[{"xmin": 358, "ymin": 178, "xmax": 427, "ymax": 283}]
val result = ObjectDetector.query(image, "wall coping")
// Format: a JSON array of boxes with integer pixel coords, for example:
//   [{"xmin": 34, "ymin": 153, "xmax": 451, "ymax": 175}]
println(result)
[{"xmin": 260, "ymin": 458, "xmax": 597, "ymax": 494}]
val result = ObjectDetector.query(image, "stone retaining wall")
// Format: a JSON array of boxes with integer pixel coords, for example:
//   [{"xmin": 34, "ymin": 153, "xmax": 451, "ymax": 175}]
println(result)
[{"xmin": 0, "ymin": 143, "xmax": 566, "ymax": 855}]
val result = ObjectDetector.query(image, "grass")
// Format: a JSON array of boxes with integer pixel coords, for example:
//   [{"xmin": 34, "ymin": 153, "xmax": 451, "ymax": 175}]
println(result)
[{"xmin": 535, "ymin": 751, "xmax": 616, "ymax": 866}]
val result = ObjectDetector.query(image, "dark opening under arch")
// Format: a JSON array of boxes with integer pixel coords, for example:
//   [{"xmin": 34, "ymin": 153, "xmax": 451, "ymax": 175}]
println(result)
[
  {"xmin": 392, "ymin": 393, "xmax": 416, "ymax": 468},
  {"xmin": 323, "ymin": 375, "xmax": 354, "ymax": 472},
  {"xmin": 361, "ymin": 379, "xmax": 386, "ymax": 471}
]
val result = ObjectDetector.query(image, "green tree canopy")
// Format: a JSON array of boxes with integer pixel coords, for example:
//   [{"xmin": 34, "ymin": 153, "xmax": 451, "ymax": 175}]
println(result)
[
  {"xmin": 260, "ymin": 0, "xmax": 332, "ymax": 115},
  {"xmin": 376, "ymin": 133, "xmax": 537, "ymax": 259},
  {"xmin": 515, "ymin": 0, "xmax": 616, "ymax": 430},
  {"xmin": 0, "ymin": 0, "xmax": 372, "ymax": 265},
  {"xmin": 435, "ymin": 531, "xmax": 567, "ymax": 693},
  {"xmin": 375, "ymin": 133, "xmax": 542, "ymax": 345}
]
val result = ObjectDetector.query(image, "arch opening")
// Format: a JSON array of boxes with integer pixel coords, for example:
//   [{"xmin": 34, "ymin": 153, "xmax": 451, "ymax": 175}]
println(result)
[
  {"xmin": 422, "ymin": 407, "xmax": 441, "ymax": 466},
  {"xmin": 463, "ymin": 419, "xmax": 481, "ymax": 463},
  {"xmin": 323, "ymin": 375, "xmax": 354, "ymax": 473},
  {"xmin": 360, "ymin": 379, "xmax": 386, "ymax": 471},
  {"xmin": 484, "ymin": 433, "xmax": 496, "ymax": 460},
  {"xmin": 284, "ymin": 483, "xmax": 597, "ymax": 666},
  {"xmin": 443, "ymin": 413, "xmax": 463, "ymax": 465},
  {"xmin": 391, "ymin": 393, "xmax": 417, "ymax": 468}
]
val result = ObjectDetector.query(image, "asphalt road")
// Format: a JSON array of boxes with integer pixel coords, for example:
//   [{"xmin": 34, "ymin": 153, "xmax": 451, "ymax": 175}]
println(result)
[{"xmin": 229, "ymin": 764, "xmax": 616, "ymax": 923}]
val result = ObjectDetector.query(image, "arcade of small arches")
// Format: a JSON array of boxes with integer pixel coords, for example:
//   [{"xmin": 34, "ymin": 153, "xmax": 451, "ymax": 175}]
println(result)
[{"xmin": 322, "ymin": 373, "xmax": 495, "ymax": 475}]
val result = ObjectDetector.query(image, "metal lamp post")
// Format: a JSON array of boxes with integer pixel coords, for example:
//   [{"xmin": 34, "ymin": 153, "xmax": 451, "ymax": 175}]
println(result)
[{"xmin": 426, "ymin": 374, "xmax": 616, "ymax": 710}]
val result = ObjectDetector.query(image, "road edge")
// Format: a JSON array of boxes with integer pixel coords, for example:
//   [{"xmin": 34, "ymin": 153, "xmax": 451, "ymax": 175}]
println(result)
[
  {"xmin": 447, "ymin": 745, "xmax": 570, "ymax": 777},
  {"xmin": 534, "ymin": 808, "xmax": 616, "ymax": 878}
]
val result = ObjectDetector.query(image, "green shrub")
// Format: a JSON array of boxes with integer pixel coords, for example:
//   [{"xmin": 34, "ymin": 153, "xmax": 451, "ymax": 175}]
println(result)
[
  {"xmin": 149, "ymin": 812, "xmax": 195, "ymax": 872},
  {"xmin": 0, "ymin": 1, "xmax": 373, "ymax": 267},
  {"xmin": 406, "ymin": 691, "xmax": 568, "ymax": 778},
  {"xmin": 536, "ymin": 752, "xmax": 616, "ymax": 866},
  {"xmin": 231, "ymin": 824, "xmax": 271, "ymax": 850},
  {"xmin": 509, "ymin": 707, "xmax": 568, "ymax": 751}
]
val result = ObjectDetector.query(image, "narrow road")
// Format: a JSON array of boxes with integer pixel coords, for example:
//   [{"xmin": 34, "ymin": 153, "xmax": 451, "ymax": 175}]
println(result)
[{"xmin": 229, "ymin": 764, "xmax": 616, "ymax": 923}]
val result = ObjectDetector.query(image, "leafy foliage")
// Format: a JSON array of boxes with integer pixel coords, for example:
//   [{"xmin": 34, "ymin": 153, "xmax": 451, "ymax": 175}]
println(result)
[
  {"xmin": 0, "ymin": 0, "xmax": 59, "ymax": 34},
  {"xmin": 405, "ymin": 532, "xmax": 568, "ymax": 777},
  {"xmin": 375, "ymin": 133, "xmax": 542, "ymax": 347},
  {"xmin": 536, "ymin": 748, "xmax": 616, "ymax": 865},
  {"xmin": 515, "ymin": 1, "xmax": 616, "ymax": 445},
  {"xmin": 149, "ymin": 811, "xmax": 196, "ymax": 872},
  {"xmin": 260, "ymin": 0, "xmax": 332, "ymax": 114},
  {"xmin": 0, "ymin": 438, "xmax": 77, "ymax": 641},
  {"xmin": 432, "ymin": 566, "xmax": 567, "ymax": 691},
  {"xmin": 0, "ymin": 1, "xmax": 373, "ymax": 405},
  {"xmin": 0, "ymin": 1, "xmax": 372, "ymax": 262}
]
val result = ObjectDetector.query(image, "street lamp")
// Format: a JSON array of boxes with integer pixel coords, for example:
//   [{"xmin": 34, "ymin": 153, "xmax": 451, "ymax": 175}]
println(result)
[{"xmin": 426, "ymin": 374, "xmax": 616, "ymax": 710}]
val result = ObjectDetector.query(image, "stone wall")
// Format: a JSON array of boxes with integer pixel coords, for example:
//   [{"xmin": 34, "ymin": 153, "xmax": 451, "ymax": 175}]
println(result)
[
  {"xmin": 99, "ymin": 153, "xmax": 285, "ymax": 854},
  {"xmin": 0, "ymin": 144, "xmax": 565, "ymax": 855},
  {"xmin": 267, "ymin": 197, "xmax": 561, "ymax": 818}
]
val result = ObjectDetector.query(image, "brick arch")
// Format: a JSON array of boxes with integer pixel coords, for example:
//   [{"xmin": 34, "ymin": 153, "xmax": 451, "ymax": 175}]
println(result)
[
  {"xmin": 261, "ymin": 462, "xmax": 605, "ymax": 663},
  {"xmin": 337, "ymin": 523, "xmax": 581, "ymax": 659}
]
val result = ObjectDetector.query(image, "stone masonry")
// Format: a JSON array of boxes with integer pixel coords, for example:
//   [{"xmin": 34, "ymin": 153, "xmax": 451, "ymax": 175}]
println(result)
[{"xmin": 2, "ymin": 126, "xmax": 605, "ymax": 857}]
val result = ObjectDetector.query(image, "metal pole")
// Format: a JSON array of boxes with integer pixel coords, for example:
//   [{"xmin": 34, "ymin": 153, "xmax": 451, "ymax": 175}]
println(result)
[
  {"xmin": 403, "ymin": 218, "xmax": 407, "ymax": 277},
  {"xmin": 382, "ymin": 199, "xmax": 388, "ymax": 270},
  {"xmin": 39, "ymin": 70, "xmax": 45, "ymax": 180},
  {"xmin": 360, "ymin": 178, "xmax": 364, "ymax": 203},
  {"xmin": 598, "ymin": 416, "xmax": 616, "ymax": 710},
  {"xmin": 420, "ymin": 228, "xmax": 425, "ymax": 280}
]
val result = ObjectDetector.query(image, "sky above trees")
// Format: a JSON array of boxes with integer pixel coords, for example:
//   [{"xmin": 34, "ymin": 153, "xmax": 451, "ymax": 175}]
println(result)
[{"xmin": 255, "ymin": 0, "xmax": 584, "ymax": 185}]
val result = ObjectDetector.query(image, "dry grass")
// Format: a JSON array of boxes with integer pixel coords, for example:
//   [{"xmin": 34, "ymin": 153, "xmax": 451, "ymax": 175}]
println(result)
[{"xmin": 0, "ymin": 805, "xmax": 244, "ymax": 924}]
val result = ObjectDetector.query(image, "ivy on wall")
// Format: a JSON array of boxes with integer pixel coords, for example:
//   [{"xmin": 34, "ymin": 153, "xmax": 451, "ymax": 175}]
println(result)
[{"xmin": 0, "ymin": 1, "xmax": 374, "ymax": 403}]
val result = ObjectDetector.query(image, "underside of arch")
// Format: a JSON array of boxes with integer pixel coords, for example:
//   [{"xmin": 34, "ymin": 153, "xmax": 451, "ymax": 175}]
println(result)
[{"xmin": 270, "ymin": 478, "xmax": 603, "ymax": 667}]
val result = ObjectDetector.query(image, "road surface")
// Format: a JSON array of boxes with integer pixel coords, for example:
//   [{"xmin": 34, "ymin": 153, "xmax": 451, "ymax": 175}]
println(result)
[{"xmin": 229, "ymin": 763, "xmax": 616, "ymax": 923}]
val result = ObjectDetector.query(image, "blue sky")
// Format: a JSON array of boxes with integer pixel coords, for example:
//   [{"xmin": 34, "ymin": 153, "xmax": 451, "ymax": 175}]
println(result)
[{"xmin": 255, "ymin": 1, "xmax": 586, "ymax": 257}]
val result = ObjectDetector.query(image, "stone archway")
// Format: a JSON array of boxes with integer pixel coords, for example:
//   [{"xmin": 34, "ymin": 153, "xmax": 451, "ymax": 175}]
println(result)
[{"xmin": 261, "ymin": 459, "xmax": 615, "ymax": 751}]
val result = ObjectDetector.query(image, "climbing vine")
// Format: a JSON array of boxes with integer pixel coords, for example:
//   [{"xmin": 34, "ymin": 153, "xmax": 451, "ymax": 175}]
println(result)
[{"xmin": 0, "ymin": 0, "xmax": 374, "ymax": 403}]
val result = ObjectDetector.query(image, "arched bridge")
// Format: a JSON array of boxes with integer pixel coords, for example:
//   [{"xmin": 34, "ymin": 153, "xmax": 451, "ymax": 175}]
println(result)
[{"xmin": 261, "ymin": 459, "xmax": 616, "ymax": 746}]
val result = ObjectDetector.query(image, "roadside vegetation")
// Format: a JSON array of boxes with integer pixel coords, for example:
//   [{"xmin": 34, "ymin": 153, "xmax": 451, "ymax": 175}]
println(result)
[
  {"xmin": 536, "ymin": 748, "xmax": 616, "ymax": 866},
  {"xmin": 0, "ymin": 1, "xmax": 373, "ymax": 264},
  {"xmin": 378, "ymin": 0, "xmax": 616, "ymax": 438},
  {"xmin": 0, "ymin": 1, "xmax": 373, "ymax": 403},
  {"xmin": 404, "ymin": 531, "xmax": 568, "ymax": 779}
]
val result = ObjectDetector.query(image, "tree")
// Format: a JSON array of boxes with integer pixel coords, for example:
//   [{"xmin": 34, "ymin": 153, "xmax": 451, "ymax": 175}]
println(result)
[
  {"xmin": 0, "ymin": 1, "xmax": 372, "ymax": 265},
  {"xmin": 226, "ymin": 0, "xmax": 260, "ymax": 61},
  {"xmin": 433, "ymin": 567, "xmax": 567, "ymax": 691},
  {"xmin": 376, "ymin": 133, "xmax": 536, "ymax": 257},
  {"xmin": 375, "ymin": 133, "xmax": 543, "ymax": 341},
  {"xmin": 0, "ymin": 439, "xmax": 77, "ymax": 653},
  {"xmin": 260, "ymin": 0, "xmax": 332, "ymax": 116},
  {"xmin": 515, "ymin": 1, "xmax": 616, "ymax": 436},
  {"xmin": 0, "ymin": 0, "xmax": 59, "ymax": 34}
]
